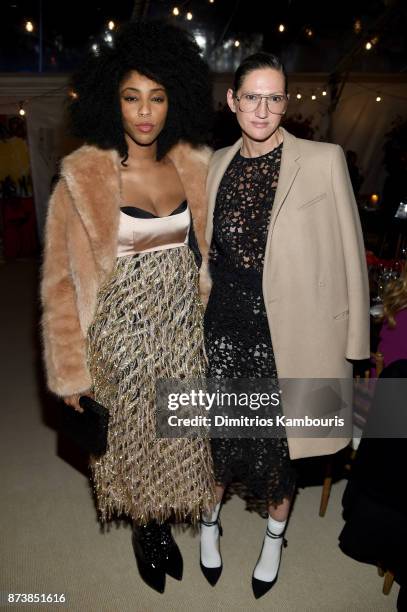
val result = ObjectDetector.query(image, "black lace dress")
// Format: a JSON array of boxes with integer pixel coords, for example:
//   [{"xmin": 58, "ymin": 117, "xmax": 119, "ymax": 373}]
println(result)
[{"xmin": 204, "ymin": 143, "xmax": 296, "ymax": 513}]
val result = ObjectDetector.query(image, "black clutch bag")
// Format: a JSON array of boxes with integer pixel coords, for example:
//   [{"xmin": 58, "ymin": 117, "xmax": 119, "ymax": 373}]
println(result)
[{"xmin": 59, "ymin": 396, "xmax": 109, "ymax": 456}]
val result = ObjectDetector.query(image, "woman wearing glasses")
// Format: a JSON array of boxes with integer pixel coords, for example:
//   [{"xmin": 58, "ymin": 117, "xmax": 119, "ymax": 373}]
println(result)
[{"xmin": 200, "ymin": 53, "xmax": 369, "ymax": 598}]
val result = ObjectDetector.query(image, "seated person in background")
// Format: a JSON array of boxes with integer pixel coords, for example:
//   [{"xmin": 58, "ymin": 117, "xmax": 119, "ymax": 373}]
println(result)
[
  {"xmin": 339, "ymin": 263, "xmax": 407, "ymax": 611},
  {"xmin": 377, "ymin": 264, "xmax": 407, "ymax": 367}
]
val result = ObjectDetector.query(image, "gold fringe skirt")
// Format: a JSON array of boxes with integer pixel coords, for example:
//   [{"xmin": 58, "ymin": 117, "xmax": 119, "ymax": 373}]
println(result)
[{"xmin": 87, "ymin": 248, "xmax": 215, "ymax": 524}]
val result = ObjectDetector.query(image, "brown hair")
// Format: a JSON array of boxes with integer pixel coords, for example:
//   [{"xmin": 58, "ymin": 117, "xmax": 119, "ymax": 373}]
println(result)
[
  {"xmin": 233, "ymin": 52, "xmax": 288, "ymax": 95},
  {"xmin": 382, "ymin": 263, "xmax": 407, "ymax": 328}
]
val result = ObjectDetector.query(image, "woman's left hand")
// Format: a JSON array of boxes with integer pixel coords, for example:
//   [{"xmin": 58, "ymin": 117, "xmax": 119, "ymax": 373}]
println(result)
[{"xmin": 63, "ymin": 390, "xmax": 93, "ymax": 413}]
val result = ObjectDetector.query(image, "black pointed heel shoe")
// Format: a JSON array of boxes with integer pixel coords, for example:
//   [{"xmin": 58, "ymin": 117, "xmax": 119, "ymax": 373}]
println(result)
[
  {"xmin": 251, "ymin": 529, "xmax": 287, "ymax": 600},
  {"xmin": 132, "ymin": 523, "xmax": 166, "ymax": 594},
  {"xmin": 159, "ymin": 523, "xmax": 183, "ymax": 581},
  {"xmin": 199, "ymin": 517, "xmax": 223, "ymax": 587}
]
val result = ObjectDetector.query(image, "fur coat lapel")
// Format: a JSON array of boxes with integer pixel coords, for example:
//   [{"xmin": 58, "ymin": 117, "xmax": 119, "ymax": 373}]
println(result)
[{"xmin": 61, "ymin": 146, "xmax": 120, "ymax": 278}]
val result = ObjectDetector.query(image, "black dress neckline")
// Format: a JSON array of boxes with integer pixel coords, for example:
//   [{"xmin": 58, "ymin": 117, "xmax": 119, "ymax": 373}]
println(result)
[{"xmin": 237, "ymin": 141, "xmax": 283, "ymax": 161}]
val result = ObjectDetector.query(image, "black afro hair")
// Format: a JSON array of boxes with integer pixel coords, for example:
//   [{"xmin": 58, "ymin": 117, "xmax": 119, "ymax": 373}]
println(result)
[{"xmin": 68, "ymin": 20, "xmax": 213, "ymax": 160}]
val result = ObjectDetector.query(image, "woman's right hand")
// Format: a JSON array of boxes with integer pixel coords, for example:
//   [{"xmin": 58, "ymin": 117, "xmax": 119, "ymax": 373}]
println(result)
[{"xmin": 63, "ymin": 390, "xmax": 92, "ymax": 413}]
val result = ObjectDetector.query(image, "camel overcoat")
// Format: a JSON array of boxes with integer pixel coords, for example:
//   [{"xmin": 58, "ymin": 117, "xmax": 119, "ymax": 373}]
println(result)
[
  {"xmin": 41, "ymin": 142, "xmax": 212, "ymax": 398},
  {"xmin": 206, "ymin": 127, "xmax": 370, "ymax": 460}
]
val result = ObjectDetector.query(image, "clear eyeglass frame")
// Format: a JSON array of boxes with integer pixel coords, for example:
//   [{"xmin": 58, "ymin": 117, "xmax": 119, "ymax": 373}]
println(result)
[{"xmin": 235, "ymin": 92, "xmax": 289, "ymax": 115}]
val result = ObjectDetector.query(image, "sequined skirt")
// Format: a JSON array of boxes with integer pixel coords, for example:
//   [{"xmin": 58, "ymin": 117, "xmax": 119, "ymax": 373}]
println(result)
[{"xmin": 87, "ymin": 248, "xmax": 215, "ymax": 524}]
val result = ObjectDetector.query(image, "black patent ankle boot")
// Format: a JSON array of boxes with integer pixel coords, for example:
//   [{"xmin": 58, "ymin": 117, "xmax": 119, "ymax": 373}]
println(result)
[
  {"xmin": 132, "ymin": 522, "xmax": 166, "ymax": 594},
  {"xmin": 159, "ymin": 522, "xmax": 183, "ymax": 581}
]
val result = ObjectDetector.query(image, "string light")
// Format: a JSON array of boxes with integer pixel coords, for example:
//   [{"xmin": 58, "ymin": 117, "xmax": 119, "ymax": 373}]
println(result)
[
  {"xmin": 4, "ymin": 84, "xmax": 405, "ymax": 118},
  {"xmin": 376, "ymin": 95, "xmax": 382, "ymax": 102},
  {"xmin": 234, "ymin": 40, "xmax": 240, "ymax": 47},
  {"xmin": 69, "ymin": 90, "xmax": 78, "ymax": 100},
  {"xmin": 107, "ymin": 20, "xmax": 115, "ymax": 31},
  {"xmin": 355, "ymin": 81, "xmax": 407, "ymax": 103},
  {"xmin": 278, "ymin": 24, "xmax": 285, "ymax": 33},
  {"xmin": 18, "ymin": 101, "xmax": 26, "ymax": 116},
  {"xmin": 172, "ymin": 7, "xmax": 180, "ymax": 16},
  {"xmin": 311, "ymin": 93, "xmax": 317, "ymax": 100},
  {"xmin": 322, "ymin": 90, "xmax": 327, "ymax": 96},
  {"xmin": 365, "ymin": 41, "xmax": 373, "ymax": 50},
  {"xmin": 0, "ymin": 85, "xmax": 79, "ymax": 114},
  {"xmin": 306, "ymin": 28, "xmax": 313, "ymax": 37},
  {"xmin": 186, "ymin": 11, "xmax": 193, "ymax": 20},
  {"xmin": 25, "ymin": 20, "xmax": 34, "ymax": 32},
  {"xmin": 92, "ymin": 43, "xmax": 99, "ymax": 54},
  {"xmin": 370, "ymin": 194, "xmax": 379, "ymax": 204}
]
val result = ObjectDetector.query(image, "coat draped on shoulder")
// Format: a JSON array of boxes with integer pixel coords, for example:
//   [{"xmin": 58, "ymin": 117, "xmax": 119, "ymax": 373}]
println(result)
[
  {"xmin": 205, "ymin": 127, "xmax": 370, "ymax": 460},
  {"xmin": 41, "ymin": 142, "xmax": 212, "ymax": 397}
]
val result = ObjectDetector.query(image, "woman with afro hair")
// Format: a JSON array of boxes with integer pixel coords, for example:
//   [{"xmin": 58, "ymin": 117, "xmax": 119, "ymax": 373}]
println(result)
[{"xmin": 41, "ymin": 21, "xmax": 216, "ymax": 594}]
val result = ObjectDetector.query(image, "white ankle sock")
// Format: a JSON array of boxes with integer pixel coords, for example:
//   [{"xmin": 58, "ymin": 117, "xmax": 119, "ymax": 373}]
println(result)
[
  {"xmin": 253, "ymin": 516, "xmax": 286, "ymax": 583},
  {"xmin": 200, "ymin": 502, "xmax": 221, "ymax": 568}
]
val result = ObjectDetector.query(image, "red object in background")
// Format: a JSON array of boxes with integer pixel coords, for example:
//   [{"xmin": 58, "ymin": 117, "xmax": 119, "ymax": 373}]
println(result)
[
  {"xmin": 1, "ymin": 197, "xmax": 39, "ymax": 259},
  {"xmin": 366, "ymin": 250, "xmax": 379, "ymax": 266},
  {"xmin": 366, "ymin": 250, "xmax": 404, "ymax": 270}
]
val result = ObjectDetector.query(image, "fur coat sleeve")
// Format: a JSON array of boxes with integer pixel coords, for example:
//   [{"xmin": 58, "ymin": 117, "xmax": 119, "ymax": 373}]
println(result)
[{"xmin": 41, "ymin": 178, "xmax": 93, "ymax": 397}]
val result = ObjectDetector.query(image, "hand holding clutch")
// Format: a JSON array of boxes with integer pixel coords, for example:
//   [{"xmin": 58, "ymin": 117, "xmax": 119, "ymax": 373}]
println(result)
[
  {"xmin": 63, "ymin": 391, "xmax": 91, "ymax": 412},
  {"xmin": 59, "ymin": 395, "xmax": 109, "ymax": 456}
]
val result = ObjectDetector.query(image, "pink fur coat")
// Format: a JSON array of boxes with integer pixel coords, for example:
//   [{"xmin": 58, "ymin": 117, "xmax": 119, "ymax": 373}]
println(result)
[{"xmin": 41, "ymin": 142, "xmax": 212, "ymax": 397}]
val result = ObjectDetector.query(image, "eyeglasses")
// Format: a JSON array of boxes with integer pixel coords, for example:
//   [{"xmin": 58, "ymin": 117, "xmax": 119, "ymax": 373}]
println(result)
[{"xmin": 234, "ymin": 92, "xmax": 289, "ymax": 115}]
